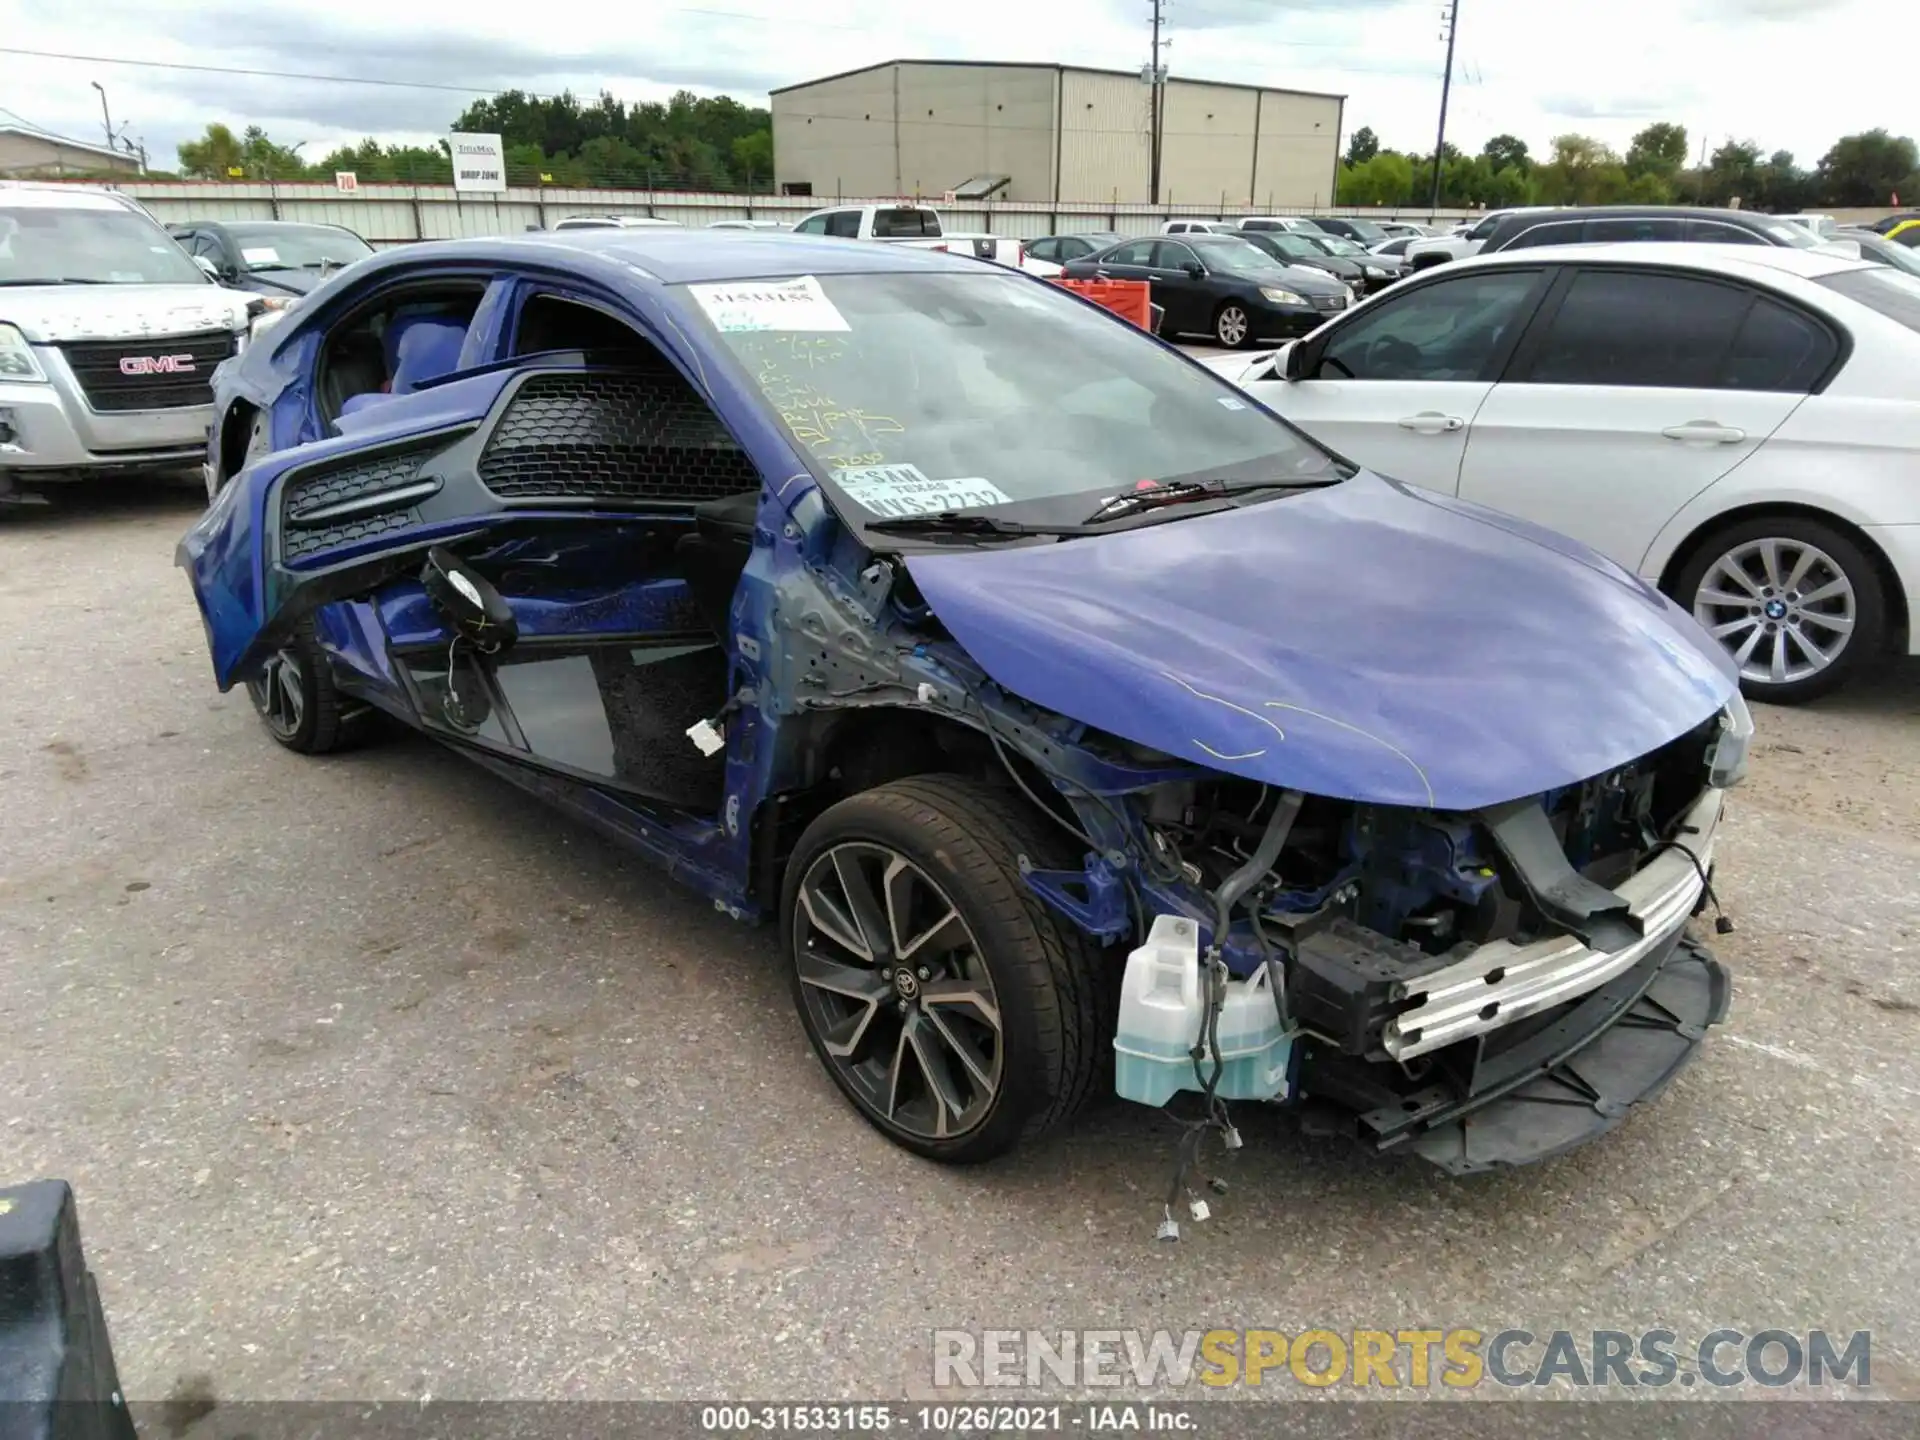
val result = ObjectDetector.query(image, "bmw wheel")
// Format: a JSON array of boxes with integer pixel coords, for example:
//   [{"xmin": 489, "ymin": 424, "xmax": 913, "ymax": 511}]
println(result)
[
  {"xmin": 1214, "ymin": 303, "xmax": 1253, "ymax": 348},
  {"xmin": 781, "ymin": 776, "xmax": 1113, "ymax": 1163},
  {"xmin": 243, "ymin": 619, "xmax": 371, "ymax": 754},
  {"xmin": 1677, "ymin": 516, "xmax": 1885, "ymax": 705}
]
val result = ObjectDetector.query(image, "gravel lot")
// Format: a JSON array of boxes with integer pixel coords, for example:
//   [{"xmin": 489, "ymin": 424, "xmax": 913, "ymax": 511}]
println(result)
[{"xmin": 2, "ymin": 482, "xmax": 1917, "ymax": 1408}]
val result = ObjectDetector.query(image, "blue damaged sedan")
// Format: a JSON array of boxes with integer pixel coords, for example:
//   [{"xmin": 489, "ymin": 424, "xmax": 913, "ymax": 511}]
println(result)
[{"xmin": 179, "ymin": 230, "xmax": 1749, "ymax": 1175}]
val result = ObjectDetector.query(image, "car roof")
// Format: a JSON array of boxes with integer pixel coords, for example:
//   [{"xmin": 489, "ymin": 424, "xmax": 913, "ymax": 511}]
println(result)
[
  {"xmin": 345, "ymin": 228, "xmax": 989, "ymax": 285},
  {"xmin": 0, "ymin": 184, "xmax": 137, "ymax": 211},
  {"xmin": 1461, "ymin": 241, "xmax": 1877, "ymax": 282}
]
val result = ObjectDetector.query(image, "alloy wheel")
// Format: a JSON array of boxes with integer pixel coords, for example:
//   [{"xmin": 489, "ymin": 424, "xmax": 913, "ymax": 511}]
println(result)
[
  {"xmin": 1215, "ymin": 305, "xmax": 1250, "ymax": 347},
  {"xmin": 1692, "ymin": 537, "xmax": 1856, "ymax": 688},
  {"xmin": 245, "ymin": 648, "xmax": 306, "ymax": 740},
  {"xmin": 793, "ymin": 842, "xmax": 1003, "ymax": 1142}
]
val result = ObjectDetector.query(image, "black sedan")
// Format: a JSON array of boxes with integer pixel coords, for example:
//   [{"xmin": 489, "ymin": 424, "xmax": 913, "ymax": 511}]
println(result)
[
  {"xmin": 1062, "ymin": 233, "xmax": 1353, "ymax": 347},
  {"xmin": 167, "ymin": 220, "xmax": 374, "ymax": 308},
  {"xmin": 1232, "ymin": 228, "xmax": 1383, "ymax": 293}
]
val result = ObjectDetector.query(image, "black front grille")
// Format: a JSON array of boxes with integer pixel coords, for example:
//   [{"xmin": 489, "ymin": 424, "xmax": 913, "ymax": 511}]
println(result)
[
  {"xmin": 1309, "ymin": 293, "xmax": 1348, "ymax": 312},
  {"xmin": 281, "ymin": 447, "xmax": 438, "ymax": 562},
  {"xmin": 478, "ymin": 371, "xmax": 761, "ymax": 504},
  {"xmin": 58, "ymin": 330, "xmax": 236, "ymax": 413}
]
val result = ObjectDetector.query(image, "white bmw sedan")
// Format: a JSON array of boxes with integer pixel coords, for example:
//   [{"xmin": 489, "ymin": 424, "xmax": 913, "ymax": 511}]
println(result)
[{"xmin": 1208, "ymin": 243, "xmax": 1920, "ymax": 703}]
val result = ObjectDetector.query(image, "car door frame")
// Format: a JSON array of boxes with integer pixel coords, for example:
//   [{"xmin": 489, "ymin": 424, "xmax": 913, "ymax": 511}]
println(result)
[
  {"xmin": 1147, "ymin": 239, "xmax": 1208, "ymax": 335},
  {"xmin": 1454, "ymin": 259, "xmax": 1847, "ymax": 572},
  {"xmin": 1285, "ymin": 263, "xmax": 1558, "ymax": 388}
]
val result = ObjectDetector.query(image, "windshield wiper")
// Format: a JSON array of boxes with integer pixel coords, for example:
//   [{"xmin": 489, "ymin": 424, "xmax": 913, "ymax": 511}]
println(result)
[
  {"xmin": 864, "ymin": 512, "xmax": 1090, "ymax": 542},
  {"xmin": 1083, "ymin": 478, "xmax": 1309, "ymax": 524},
  {"xmin": 0, "ymin": 277, "xmax": 111, "ymax": 287}
]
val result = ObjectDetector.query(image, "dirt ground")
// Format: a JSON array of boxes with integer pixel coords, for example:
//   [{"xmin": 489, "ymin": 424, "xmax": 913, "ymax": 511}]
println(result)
[{"xmin": 1, "ymin": 483, "xmax": 1916, "ymax": 1411}]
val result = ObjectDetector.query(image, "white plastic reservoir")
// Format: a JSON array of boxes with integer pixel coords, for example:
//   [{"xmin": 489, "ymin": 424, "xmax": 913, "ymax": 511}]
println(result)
[{"xmin": 1113, "ymin": 913, "xmax": 1292, "ymax": 1107}]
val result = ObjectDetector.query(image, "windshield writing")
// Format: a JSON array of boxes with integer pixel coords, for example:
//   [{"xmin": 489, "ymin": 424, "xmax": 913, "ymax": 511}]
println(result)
[{"xmin": 683, "ymin": 271, "xmax": 1342, "ymax": 527}]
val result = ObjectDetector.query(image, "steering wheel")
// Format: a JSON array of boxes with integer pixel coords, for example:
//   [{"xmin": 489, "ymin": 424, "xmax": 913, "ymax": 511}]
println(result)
[{"xmin": 1360, "ymin": 333, "xmax": 1423, "ymax": 377}]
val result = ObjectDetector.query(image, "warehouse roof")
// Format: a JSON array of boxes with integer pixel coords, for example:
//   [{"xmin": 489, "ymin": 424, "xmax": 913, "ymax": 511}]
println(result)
[{"xmin": 770, "ymin": 59, "xmax": 1345, "ymax": 104}]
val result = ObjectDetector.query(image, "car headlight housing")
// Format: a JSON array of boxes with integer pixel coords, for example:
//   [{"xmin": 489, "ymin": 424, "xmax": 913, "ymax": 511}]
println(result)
[
  {"xmin": 1706, "ymin": 691, "xmax": 1754, "ymax": 788},
  {"xmin": 1364, "ymin": 264, "xmax": 1386, "ymax": 277},
  {"xmin": 1259, "ymin": 286, "xmax": 1305, "ymax": 306},
  {"xmin": 0, "ymin": 323, "xmax": 46, "ymax": 382}
]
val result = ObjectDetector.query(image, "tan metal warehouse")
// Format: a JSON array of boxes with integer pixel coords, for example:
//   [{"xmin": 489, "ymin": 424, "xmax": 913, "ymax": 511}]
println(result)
[{"xmin": 770, "ymin": 60, "xmax": 1344, "ymax": 210}]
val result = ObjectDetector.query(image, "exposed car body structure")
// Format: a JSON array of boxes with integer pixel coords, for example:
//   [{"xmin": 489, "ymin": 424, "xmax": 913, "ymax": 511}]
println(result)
[{"xmin": 180, "ymin": 230, "xmax": 1745, "ymax": 1178}]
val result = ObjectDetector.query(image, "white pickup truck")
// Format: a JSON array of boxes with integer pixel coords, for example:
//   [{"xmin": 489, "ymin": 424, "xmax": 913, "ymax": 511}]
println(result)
[{"xmin": 790, "ymin": 204, "xmax": 1024, "ymax": 269}]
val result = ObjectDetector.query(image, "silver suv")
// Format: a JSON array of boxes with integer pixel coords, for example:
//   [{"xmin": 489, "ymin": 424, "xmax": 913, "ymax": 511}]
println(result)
[{"xmin": 1, "ymin": 184, "xmax": 252, "ymax": 503}]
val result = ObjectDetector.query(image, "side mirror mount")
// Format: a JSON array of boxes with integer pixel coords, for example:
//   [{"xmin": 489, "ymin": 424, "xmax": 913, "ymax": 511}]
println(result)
[
  {"xmin": 1185, "ymin": 262, "xmax": 1206, "ymax": 279},
  {"xmin": 421, "ymin": 546, "xmax": 518, "ymax": 655},
  {"xmin": 1281, "ymin": 340, "xmax": 1315, "ymax": 381},
  {"xmin": 193, "ymin": 255, "xmax": 220, "ymax": 280}
]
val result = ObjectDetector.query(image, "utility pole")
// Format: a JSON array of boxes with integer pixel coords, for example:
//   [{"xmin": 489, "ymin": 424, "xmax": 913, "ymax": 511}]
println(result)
[
  {"xmin": 1428, "ymin": 1, "xmax": 1458, "ymax": 218},
  {"xmin": 1148, "ymin": 0, "xmax": 1167, "ymax": 205},
  {"xmin": 90, "ymin": 81, "xmax": 113, "ymax": 149}
]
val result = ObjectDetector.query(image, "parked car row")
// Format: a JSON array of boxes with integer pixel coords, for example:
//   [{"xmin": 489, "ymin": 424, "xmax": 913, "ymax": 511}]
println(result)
[{"xmin": 1201, "ymin": 241, "xmax": 1920, "ymax": 704}]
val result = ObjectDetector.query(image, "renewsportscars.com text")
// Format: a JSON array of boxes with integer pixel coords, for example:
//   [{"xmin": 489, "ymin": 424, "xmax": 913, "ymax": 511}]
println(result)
[{"xmin": 932, "ymin": 1328, "xmax": 1871, "ymax": 1390}]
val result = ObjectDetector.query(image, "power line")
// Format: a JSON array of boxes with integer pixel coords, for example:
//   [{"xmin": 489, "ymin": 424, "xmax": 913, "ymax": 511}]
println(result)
[{"xmin": 0, "ymin": 42, "xmax": 1441, "ymax": 105}]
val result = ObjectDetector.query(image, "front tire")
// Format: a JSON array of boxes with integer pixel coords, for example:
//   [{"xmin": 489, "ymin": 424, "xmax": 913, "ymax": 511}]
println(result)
[
  {"xmin": 244, "ymin": 619, "xmax": 369, "ymax": 754},
  {"xmin": 1213, "ymin": 302, "xmax": 1253, "ymax": 348},
  {"xmin": 780, "ymin": 776, "xmax": 1111, "ymax": 1163},
  {"xmin": 1674, "ymin": 516, "xmax": 1885, "ymax": 704}
]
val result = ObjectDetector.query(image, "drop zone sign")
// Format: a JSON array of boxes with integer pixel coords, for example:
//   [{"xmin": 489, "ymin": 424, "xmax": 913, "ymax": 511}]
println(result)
[{"xmin": 450, "ymin": 132, "xmax": 507, "ymax": 193}]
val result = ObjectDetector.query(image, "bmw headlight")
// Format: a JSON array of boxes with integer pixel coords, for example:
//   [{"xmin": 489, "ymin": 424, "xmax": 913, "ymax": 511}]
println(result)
[
  {"xmin": 1259, "ymin": 287, "xmax": 1306, "ymax": 306},
  {"xmin": 0, "ymin": 323, "xmax": 47, "ymax": 382},
  {"xmin": 1706, "ymin": 691, "xmax": 1754, "ymax": 789}
]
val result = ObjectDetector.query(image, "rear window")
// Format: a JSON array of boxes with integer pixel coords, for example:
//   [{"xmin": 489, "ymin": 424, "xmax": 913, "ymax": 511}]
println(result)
[
  {"xmin": 1817, "ymin": 266, "xmax": 1920, "ymax": 333},
  {"xmin": 873, "ymin": 208, "xmax": 939, "ymax": 239}
]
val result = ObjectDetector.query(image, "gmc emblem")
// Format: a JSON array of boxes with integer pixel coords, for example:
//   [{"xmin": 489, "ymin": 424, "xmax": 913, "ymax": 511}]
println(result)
[{"xmin": 119, "ymin": 354, "xmax": 196, "ymax": 376}]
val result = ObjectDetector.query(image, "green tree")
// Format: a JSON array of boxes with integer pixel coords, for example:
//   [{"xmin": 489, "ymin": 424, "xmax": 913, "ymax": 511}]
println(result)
[
  {"xmin": 1337, "ymin": 151, "xmax": 1415, "ymax": 205},
  {"xmin": 1343, "ymin": 126, "xmax": 1379, "ymax": 167},
  {"xmin": 730, "ymin": 131, "xmax": 774, "ymax": 188},
  {"xmin": 1815, "ymin": 129, "xmax": 1919, "ymax": 205},
  {"xmin": 1625, "ymin": 122, "xmax": 1689, "ymax": 182},
  {"xmin": 1480, "ymin": 133, "xmax": 1530, "ymax": 174},
  {"xmin": 177, "ymin": 123, "xmax": 246, "ymax": 179},
  {"xmin": 1533, "ymin": 134, "xmax": 1629, "ymax": 205},
  {"xmin": 1702, "ymin": 140, "xmax": 1762, "ymax": 205}
]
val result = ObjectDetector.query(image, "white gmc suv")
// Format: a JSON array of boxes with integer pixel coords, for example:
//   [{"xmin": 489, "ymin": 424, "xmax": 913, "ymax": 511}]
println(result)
[{"xmin": 0, "ymin": 184, "xmax": 252, "ymax": 505}]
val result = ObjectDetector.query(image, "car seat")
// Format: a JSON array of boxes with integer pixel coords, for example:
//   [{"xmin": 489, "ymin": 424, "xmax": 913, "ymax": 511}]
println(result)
[
  {"xmin": 337, "ymin": 313, "xmax": 470, "ymax": 419},
  {"xmin": 674, "ymin": 491, "xmax": 759, "ymax": 639}
]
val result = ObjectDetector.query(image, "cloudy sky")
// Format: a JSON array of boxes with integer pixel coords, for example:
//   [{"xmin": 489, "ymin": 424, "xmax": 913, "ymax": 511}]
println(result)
[{"xmin": 0, "ymin": 0, "xmax": 1888, "ymax": 173}]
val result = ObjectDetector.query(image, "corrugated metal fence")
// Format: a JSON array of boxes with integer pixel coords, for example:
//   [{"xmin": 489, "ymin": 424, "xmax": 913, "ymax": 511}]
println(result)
[{"xmin": 104, "ymin": 181, "xmax": 1490, "ymax": 246}]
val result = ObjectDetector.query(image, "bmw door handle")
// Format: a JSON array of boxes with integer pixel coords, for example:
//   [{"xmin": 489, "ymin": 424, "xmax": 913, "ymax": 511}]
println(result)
[
  {"xmin": 1397, "ymin": 412, "xmax": 1465, "ymax": 434},
  {"xmin": 1661, "ymin": 422, "xmax": 1746, "ymax": 445}
]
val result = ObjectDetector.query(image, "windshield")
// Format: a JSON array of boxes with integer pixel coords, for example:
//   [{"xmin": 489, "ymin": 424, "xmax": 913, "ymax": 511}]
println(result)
[
  {"xmin": 0, "ymin": 204, "xmax": 205, "ymax": 286},
  {"xmin": 225, "ymin": 224, "xmax": 372, "ymax": 270},
  {"xmin": 1817, "ymin": 265, "xmax": 1920, "ymax": 333},
  {"xmin": 1314, "ymin": 236, "xmax": 1368, "ymax": 257},
  {"xmin": 1763, "ymin": 221, "xmax": 1820, "ymax": 248},
  {"xmin": 1338, "ymin": 221, "xmax": 1388, "ymax": 243},
  {"xmin": 1264, "ymin": 234, "xmax": 1325, "ymax": 261},
  {"xmin": 1194, "ymin": 240, "xmax": 1292, "ymax": 276},
  {"xmin": 676, "ymin": 270, "xmax": 1343, "ymax": 529}
]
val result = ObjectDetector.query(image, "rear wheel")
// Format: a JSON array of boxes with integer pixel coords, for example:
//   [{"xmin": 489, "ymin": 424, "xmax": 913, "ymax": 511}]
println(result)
[
  {"xmin": 781, "ymin": 776, "xmax": 1112, "ymax": 1163},
  {"xmin": 1214, "ymin": 302, "xmax": 1253, "ymax": 348},
  {"xmin": 244, "ymin": 619, "xmax": 371, "ymax": 754},
  {"xmin": 1675, "ymin": 515, "xmax": 1885, "ymax": 704}
]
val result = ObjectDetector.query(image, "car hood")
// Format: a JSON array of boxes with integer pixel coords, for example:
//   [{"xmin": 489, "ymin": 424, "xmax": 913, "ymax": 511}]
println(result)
[
  {"xmin": 903, "ymin": 472, "xmax": 1736, "ymax": 810},
  {"xmin": 2, "ymin": 283, "xmax": 251, "ymax": 343}
]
